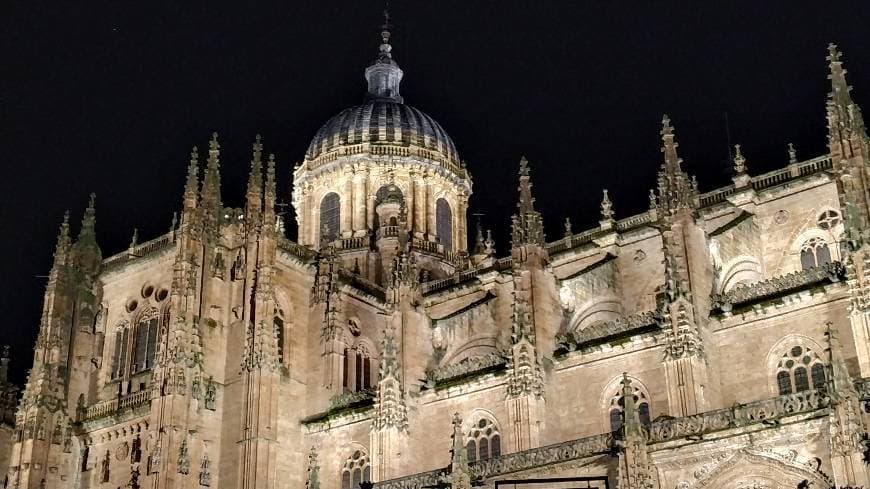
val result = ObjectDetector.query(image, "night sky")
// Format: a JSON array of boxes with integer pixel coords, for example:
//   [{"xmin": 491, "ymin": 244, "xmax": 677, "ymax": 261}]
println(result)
[{"xmin": 3, "ymin": 1, "xmax": 870, "ymax": 385}]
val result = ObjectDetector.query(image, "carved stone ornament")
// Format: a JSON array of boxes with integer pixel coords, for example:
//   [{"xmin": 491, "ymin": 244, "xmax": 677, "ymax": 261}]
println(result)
[{"xmin": 115, "ymin": 441, "xmax": 129, "ymax": 461}]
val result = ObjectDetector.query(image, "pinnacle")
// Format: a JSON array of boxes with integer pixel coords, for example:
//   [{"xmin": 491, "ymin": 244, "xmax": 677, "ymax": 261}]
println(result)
[{"xmin": 209, "ymin": 132, "xmax": 220, "ymax": 152}]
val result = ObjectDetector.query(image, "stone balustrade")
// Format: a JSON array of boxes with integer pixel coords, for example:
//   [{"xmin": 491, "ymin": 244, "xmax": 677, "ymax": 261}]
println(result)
[
  {"xmin": 711, "ymin": 261, "xmax": 845, "ymax": 313},
  {"xmin": 77, "ymin": 389, "xmax": 151, "ymax": 423},
  {"xmin": 648, "ymin": 389, "xmax": 830, "ymax": 443}
]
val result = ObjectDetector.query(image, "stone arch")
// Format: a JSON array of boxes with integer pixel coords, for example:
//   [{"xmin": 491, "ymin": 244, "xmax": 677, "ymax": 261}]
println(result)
[
  {"xmin": 599, "ymin": 374, "xmax": 651, "ymax": 433},
  {"xmin": 441, "ymin": 336, "xmax": 498, "ymax": 365},
  {"xmin": 718, "ymin": 255, "xmax": 763, "ymax": 293},
  {"xmin": 569, "ymin": 295, "xmax": 622, "ymax": 333},
  {"xmin": 765, "ymin": 334, "xmax": 825, "ymax": 397},
  {"xmin": 273, "ymin": 289, "xmax": 296, "ymax": 367},
  {"xmin": 694, "ymin": 450, "xmax": 829, "ymax": 489}
]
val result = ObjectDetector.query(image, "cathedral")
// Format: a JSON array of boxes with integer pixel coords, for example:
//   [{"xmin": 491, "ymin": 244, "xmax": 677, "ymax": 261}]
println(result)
[{"xmin": 5, "ymin": 18, "xmax": 870, "ymax": 489}]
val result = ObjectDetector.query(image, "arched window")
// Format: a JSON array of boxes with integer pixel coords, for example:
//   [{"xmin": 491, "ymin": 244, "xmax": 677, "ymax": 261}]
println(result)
[
  {"xmin": 112, "ymin": 323, "xmax": 130, "ymax": 379},
  {"xmin": 133, "ymin": 309, "xmax": 159, "ymax": 373},
  {"xmin": 436, "ymin": 198, "xmax": 453, "ymax": 252},
  {"xmin": 274, "ymin": 308, "xmax": 285, "ymax": 365},
  {"xmin": 320, "ymin": 193, "xmax": 341, "ymax": 243},
  {"xmin": 340, "ymin": 450, "xmax": 371, "ymax": 489},
  {"xmin": 775, "ymin": 345, "xmax": 827, "ymax": 395},
  {"xmin": 466, "ymin": 416, "xmax": 501, "ymax": 462},
  {"xmin": 800, "ymin": 237, "xmax": 831, "ymax": 270},
  {"xmin": 342, "ymin": 339, "xmax": 375, "ymax": 393},
  {"xmin": 608, "ymin": 382, "xmax": 651, "ymax": 432}
]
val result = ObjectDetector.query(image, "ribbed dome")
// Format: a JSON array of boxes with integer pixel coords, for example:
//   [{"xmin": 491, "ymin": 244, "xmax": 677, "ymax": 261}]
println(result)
[{"xmin": 305, "ymin": 99, "xmax": 461, "ymax": 167}]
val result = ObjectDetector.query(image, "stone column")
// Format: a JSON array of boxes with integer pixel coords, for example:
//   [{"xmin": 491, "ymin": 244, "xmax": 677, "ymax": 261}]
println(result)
[
  {"xmin": 407, "ymin": 170, "xmax": 416, "ymax": 236},
  {"xmin": 353, "ymin": 171, "xmax": 367, "ymax": 236},
  {"xmin": 426, "ymin": 178, "xmax": 436, "ymax": 241},
  {"xmin": 457, "ymin": 193, "xmax": 468, "ymax": 253},
  {"xmin": 414, "ymin": 175, "xmax": 425, "ymax": 239},
  {"xmin": 341, "ymin": 175, "xmax": 353, "ymax": 237}
]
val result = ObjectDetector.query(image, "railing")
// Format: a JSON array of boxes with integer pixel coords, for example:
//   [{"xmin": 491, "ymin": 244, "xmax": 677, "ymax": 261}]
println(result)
[
  {"xmin": 615, "ymin": 211, "xmax": 654, "ymax": 231},
  {"xmin": 277, "ymin": 238, "xmax": 318, "ymax": 262},
  {"xmin": 376, "ymin": 389, "xmax": 831, "ymax": 488},
  {"xmin": 102, "ymin": 232, "xmax": 176, "ymax": 271},
  {"xmin": 710, "ymin": 261, "xmax": 845, "ymax": 313},
  {"xmin": 77, "ymin": 389, "xmax": 151, "ymax": 423},
  {"xmin": 377, "ymin": 226, "xmax": 400, "ymax": 240},
  {"xmin": 306, "ymin": 142, "xmax": 464, "ymax": 176},
  {"xmin": 337, "ymin": 270, "xmax": 386, "ymax": 301},
  {"xmin": 421, "ymin": 266, "xmax": 485, "ymax": 294},
  {"xmin": 334, "ymin": 236, "xmax": 369, "ymax": 251},
  {"xmin": 648, "ymin": 388, "xmax": 829, "ymax": 443}
]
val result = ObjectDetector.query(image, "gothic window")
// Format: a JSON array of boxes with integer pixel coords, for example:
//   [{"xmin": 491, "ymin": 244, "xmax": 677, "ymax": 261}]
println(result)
[
  {"xmin": 818, "ymin": 210, "xmax": 841, "ymax": 230},
  {"xmin": 800, "ymin": 237, "xmax": 831, "ymax": 270},
  {"xmin": 320, "ymin": 192, "xmax": 341, "ymax": 243},
  {"xmin": 775, "ymin": 345, "xmax": 827, "ymax": 395},
  {"xmin": 133, "ymin": 309, "xmax": 159, "ymax": 373},
  {"xmin": 101, "ymin": 450, "xmax": 110, "ymax": 483},
  {"xmin": 342, "ymin": 339, "xmax": 375, "ymax": 393},
  {"xmin": 340, "ymin": 450, "xmax": 371, "ymax": 489},
  {"xmin": 436, "ymin": 198, "xmax": 453, "ymax": 252},
  {"xmin": 465, "ymin": 417, "xmax": 501, "ymax": 463},
  {"xmin": 608, "ymin": 382, "xmax": 651, "ymax": 432},
  {"xmin": 274, "ymin": 309, "xmax": 285, "ymax": 365},
  {"xmin": 112, "ymin": 324, "xmax": 129, "ymax": 379}
]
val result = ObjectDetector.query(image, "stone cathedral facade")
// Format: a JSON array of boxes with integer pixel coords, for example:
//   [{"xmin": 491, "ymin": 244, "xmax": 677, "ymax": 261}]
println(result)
[{"xmin": 6, "ymin": 23, "xmax": 870, "ymax": 489}]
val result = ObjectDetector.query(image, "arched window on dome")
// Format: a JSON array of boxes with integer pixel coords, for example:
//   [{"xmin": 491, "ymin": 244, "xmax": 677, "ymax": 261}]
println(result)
[
  {"xmin": 774, "ymin": 345, "xmax": 827, "ymax": 395},
  {"xmin": 465, "ymin": 416, "xmax": 501, "ymax": 463},
  {"xmin": 132, "ymin": 309, "xmax": 159, "ymax": 373},
  {"xmin": 607, "ymin": 381, "xmax": 651, "ymax": 433},
  {"xmin": 320, "ymin": 193, "xmax": 341, "ymax": 243},
  {"xmin": 340, "ymin": 449, "xmax": 371, "ymax": 489},
  {"xmin": 800, "ymin": 237, "xmax": 831, "ymax": 270},
  {"xmin": 436, "ymin": 198, "xmax": 453, "ymax": 252}
]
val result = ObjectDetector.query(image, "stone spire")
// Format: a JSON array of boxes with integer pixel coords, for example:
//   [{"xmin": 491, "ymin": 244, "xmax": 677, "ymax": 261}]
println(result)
[
  {"xmin": 364, "ymin": 9, "xmax": 403, "ymax": 102},
  {"xmin": 246, "ymin": 135, "xmax": 264, "ymax": 222},
  {"xmin": 511, "ymin": 157, "xmax": 545, "ymax": 247},
  {"xmin": 372, "ymin": 325, "xmax": 408, "ymax": 432},
  {"xmin": 827, "ymin": 43, "xmax": 867, "ymax": 149},
  {"xmin": 655, "ymin": 115, "xmax": 698, "ymax": 216},
  {"xmin": 264, "ymin": 154, "xmax": 278, "ymax": 232},
  {"xmin": 51, "ymin": 212, "xmax": 71, "ymax": 272},
  {"xmin": 448, "ymin": 413, "xmax": 471, "ymax": 489},
  {"xmin": 305, "ymin": 447, "xmax": 320, "ymax": 489},
  {"xmin": 600, "ymin": 189, "xmax": 614, "ymax": 229},
  {"xmin": 200, "ymin": 133, "xmax": 222, "ymax": 233},
  {"xmin": 616, "ymin": 374, "xmax": 658, "ymax": 489},
  {"xmin": 70, "ymin": 193, "xmax": 102, "ymax": 275},
  {"xmin": 184, "ymin": 147, "xmax": 200, "ymax": 206}
]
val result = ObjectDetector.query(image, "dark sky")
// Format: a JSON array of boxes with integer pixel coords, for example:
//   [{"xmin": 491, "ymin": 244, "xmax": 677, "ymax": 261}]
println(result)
[{"xmin": 2, "ymin": 1, "xmax": 870, "ymax": 385}]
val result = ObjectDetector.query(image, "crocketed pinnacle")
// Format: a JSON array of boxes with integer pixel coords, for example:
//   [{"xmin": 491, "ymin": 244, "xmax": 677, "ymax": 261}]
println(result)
[
  {"xmin": 184, "ymin": 147, "xmax": 200, "ymax": 202},
  {"xmin": 201, "ymin": 132, "xmax": 222, "ymax": 210},
  {"xmin": 732, "ymin": 144, "xmax": 747, "ymax": 175},
  {"xmin": 827, "ymin": 43, "xmax": 867, "ymax": 143},
  {"xmin": 511, "ymin": 156, "xmax": 545, "ymax": 246},
  {"xmin": 656, "ymin": 115, "xmax": 698, "ymax": 215}
]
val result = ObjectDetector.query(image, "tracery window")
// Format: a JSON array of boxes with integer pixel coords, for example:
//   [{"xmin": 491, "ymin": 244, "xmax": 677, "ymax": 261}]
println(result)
[
  {"xmin": 817, "ymin": 210, "xmax": 841, "ymax": 230},
  {"xmin": 608, "ymin": 383, "xmax": 651, "ymax": 433},
  {"xmin": 320, "ymin": 192, "xmax": 341, "ymax": 243},
  {"xmin": 465, "ymin": 416, "xmax": 501, "ymax": 463},
  {"xmin": 800, "ymin": 237, "xmax": 831, "ymax": 270},
  {"xmin": 436, "ymin": 198, "xmax": 453, "ymax": 252},
  {"xmin": 340, "ymin": 450, "xmax": 371, "ymax": 489},
  {"xmin": 132, "ymin": 309, "xmax": 159, "ymax": 373},
  {"xmin": 775, "ymin": 345, "xmax": 827, "ymax": 395}
]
